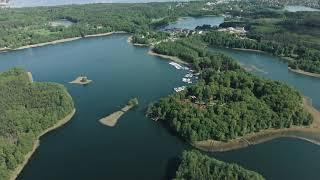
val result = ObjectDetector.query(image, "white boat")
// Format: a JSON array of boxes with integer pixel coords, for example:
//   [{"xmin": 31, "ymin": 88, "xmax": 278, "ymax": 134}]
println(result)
[
  {"xmin": 174, "ymin": 86, "xmax": 186, "ymax": 92},
  {"xmin": 185, "ymin": 73, "xmax": 193, "ymax": 78},
  {"xmin": 182, "ymin": 78, "xmax": 192, "ymax": 83},
  {"xmin": 169, "ymin": 62, "xmax": 182, "ymax": 69}
]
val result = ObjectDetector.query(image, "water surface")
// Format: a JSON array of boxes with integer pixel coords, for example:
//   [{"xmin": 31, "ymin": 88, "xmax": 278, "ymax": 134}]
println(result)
[
  {"xmin": 0, "ymin": 34, "xmax": 189, "ymax": 180},
  {"xmin": 284, "ymin": 5, "xmax": 319, "ymax": 12},
  {"xmin": 163, "ymin": 16, "xmax": 224, "ymax": 30},
  {"xmin": 209, "ymin": 48, "xmax": 320, "ymax": 179},
  {"xmin": 0, "ymin": 35, "xmax": 320, "ymax": 180}
]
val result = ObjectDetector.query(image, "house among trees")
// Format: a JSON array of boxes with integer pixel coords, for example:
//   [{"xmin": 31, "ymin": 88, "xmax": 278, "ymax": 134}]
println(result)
[{"xmin": 0, "ymin": 0, "xmax": 9, "ymax": 7}]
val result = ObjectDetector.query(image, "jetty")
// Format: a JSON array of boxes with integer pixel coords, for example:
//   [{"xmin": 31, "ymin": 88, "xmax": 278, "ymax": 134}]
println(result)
[{"xmin": 69, "ymin": 75, "xmax": 92, "ymax": 85}]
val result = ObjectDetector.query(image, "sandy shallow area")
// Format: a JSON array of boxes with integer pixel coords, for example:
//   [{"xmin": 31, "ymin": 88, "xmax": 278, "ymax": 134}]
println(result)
[
  {"xmin": 99, "ymin": 105, "xmax": 133, "ymax": 127},
  {"xmin": 288, "ymin": 67, "xmax": 320, "ymax": 78},
  {"xmin": 148, "ymin": 49, "xmax": 189, "ymax": 65},
  {"xmin": 194, "ymin": 97, "xmax": 320, "ymax": 152},
  {"xmin": 69, "ymin": 76, "xmax": 92, "ymax": 85},
  {"xmin": 0, "ymin": 31, "xmax": 127, "ymax": 54}
]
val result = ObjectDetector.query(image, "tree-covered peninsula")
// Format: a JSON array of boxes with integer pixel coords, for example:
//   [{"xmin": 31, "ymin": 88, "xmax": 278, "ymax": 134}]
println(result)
[
  {"xmin": 0, "ymin": 68, "xmax": 74, "ymax": 179},
  {"xmin": 0, "ymin": 1, "xmax": 223, "ymax": 49},
  {"xmin": 205, "ymin": 10, "xmax": 320, "ymax": 74},
  {"xmin": 174, "ymin": 150, "xmax": 264, "ymax": 180},
  {"xmin": 148, "ymin": 38, "xmax": 312, "ymax": 143}
]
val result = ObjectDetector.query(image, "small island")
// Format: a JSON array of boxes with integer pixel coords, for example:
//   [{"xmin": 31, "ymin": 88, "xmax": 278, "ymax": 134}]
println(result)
[
  {"xmin": 69, "ymin": 75, "xmax": 92, "ymax": 85},
  {"xmin": 99, "ymin": 98, "xmax": 138, "ymax": 127}
]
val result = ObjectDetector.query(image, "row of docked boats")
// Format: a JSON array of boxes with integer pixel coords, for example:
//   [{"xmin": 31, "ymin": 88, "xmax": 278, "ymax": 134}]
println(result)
[
  {"xmin": 174, "ymin": 86, "xmax": 186, "ymax": 92},
  {"xmin": 182, "ymin": 78, "xmax": 192, "ymax": 84},
  {"xmin": 169, "ymin": 62, "xmax": 189, "ymax": 70},
  {"xmin": 170, "ymin": 61, "xmax": 201, "ymax": 92}
]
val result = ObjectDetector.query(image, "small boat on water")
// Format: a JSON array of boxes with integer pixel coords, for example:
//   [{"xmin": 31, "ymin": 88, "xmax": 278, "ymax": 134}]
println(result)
[
  {"xmin": 174, "ymin": 86, "xmax": 186, "ymax": 92},
  {"xmin": 185, "ymin": 73, "xmax": 193, "ymax": 78},
  {"xmin": 182, "ymin": 78, "xmax": 192, "ymax": 83}
]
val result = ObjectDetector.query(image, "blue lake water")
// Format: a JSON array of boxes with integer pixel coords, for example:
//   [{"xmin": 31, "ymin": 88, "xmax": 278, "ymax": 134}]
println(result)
[
  {"xmin": 164, "ymin": 16, "xmax": 224, "ymax": 30},
  {"xmin": 0, "ymin": 35, "xmax": 320, "ymax": 179},
  {"xmin": 210, "ymin": 48, "xmax": 320, "ymax": 180},
  {"xmin": 0, "ymin": 35, "xmax": 189, "ymax": 179},
  {"xmin": 284, "ymin": 5, "xmax": 320, "ymax": 12}
]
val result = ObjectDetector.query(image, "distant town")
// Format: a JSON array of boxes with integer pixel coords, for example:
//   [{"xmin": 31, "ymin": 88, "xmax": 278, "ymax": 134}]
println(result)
[{"xmin": 0, "ymin": 0, "xmax": 9, "ymax": 6}]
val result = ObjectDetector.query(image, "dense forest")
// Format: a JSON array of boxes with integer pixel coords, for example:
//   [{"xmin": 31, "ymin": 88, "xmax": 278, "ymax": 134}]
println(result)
[
  {"xmin": 4, "ymin": 0, "xmax": 315, "ymax": 49},
  {"xmin": 0, "ymin": 1, "xmax": 230, "ymax": 49},
  {"xmin": 174, "ymin": 150, "xmax": 264, "ymax": 180},
  {"xmin": 202, "ymin": 30, "xmax": 320, "ymax": 73},
  {"xmin": 254, "ymin": 0, "xmax": 320, "ymax": 9},
  {"xmin": 204, "ymin": 8, "xmax": 320, "ymax": 74},
  {"xmin": 0, "ymin": 68, "xmax": 74, "ymax": 179},
  {"xmin": 148, "ymin": 38, "xmax": 312, "ymax": 142}
]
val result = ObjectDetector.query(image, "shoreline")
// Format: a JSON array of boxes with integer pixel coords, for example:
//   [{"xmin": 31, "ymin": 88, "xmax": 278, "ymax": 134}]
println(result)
[
  {"xmin": 194, "ymin": 97, "xmax": 320, "ymax": 152},
  {"xmin": 147, "ymin": 49, "xmax": 189, "ymax": 65},
  {"xmin": 2, "ymin": 31, "xmax": 127, "ymax": 53},
  {"xmin": 127, "ymin": 36, "xmax": 150, "ymax": 47},
  {"xmin": 229, "ymin": 48, "xmax": 320, "ymax": 78},
  {"xmin": 10, "ymin": 108, "xmax": 76, "ymax": 180},
  {"xmin": 288, "ymin": 67, "xmax": 320, "ymax": 78},
  {"xmin": 232, "ymin": 48, "xmax": 265, "ymax": 53}
]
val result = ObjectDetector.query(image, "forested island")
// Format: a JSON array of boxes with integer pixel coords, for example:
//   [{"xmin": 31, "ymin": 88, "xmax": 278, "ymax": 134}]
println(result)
[
  {"xmin": 147, "ymin": 37, "xmax": 318, "ymax": 151},
  {"xmin": 174, "ymin": 150, "xmax": 264, "ymax": 180},
  {"xmin": 0, "ymin": 68, "xmax": 75, "ymax": 180}
]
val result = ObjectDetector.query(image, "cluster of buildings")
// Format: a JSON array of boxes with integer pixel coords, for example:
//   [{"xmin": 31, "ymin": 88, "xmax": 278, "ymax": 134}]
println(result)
[
  {"xmin": 0, "ymin": 0, "xmax": 9, "ymax": 7},
  {"xmin": 164, "ymin": 28, "xmax": 204, "ymax": 37},
  {"xmin": 218, "ymin": 27, "xmax": 246, "ymax": 35}
]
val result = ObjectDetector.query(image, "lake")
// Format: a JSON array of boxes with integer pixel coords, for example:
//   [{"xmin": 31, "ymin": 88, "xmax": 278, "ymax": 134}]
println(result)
[
  {"xmin": 163, "ymin": 16, "xmax": 224, "ymax": 30},
  {"xmin": 0, "ymin": 35, "xmax": 188, "ymax": 179},
  {"xmin": 0, "ymin": 35, "xmax": 320, "ymax": 180},
  {"xmin": 284, "ymin": 5, "xmax": 320, "ymax": 12}
]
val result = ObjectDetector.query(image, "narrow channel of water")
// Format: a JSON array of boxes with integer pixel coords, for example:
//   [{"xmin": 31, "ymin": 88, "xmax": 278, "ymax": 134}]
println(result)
[{"xmin": 163, "ymin": 16, "xmax": 224, "ymax": 30}]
